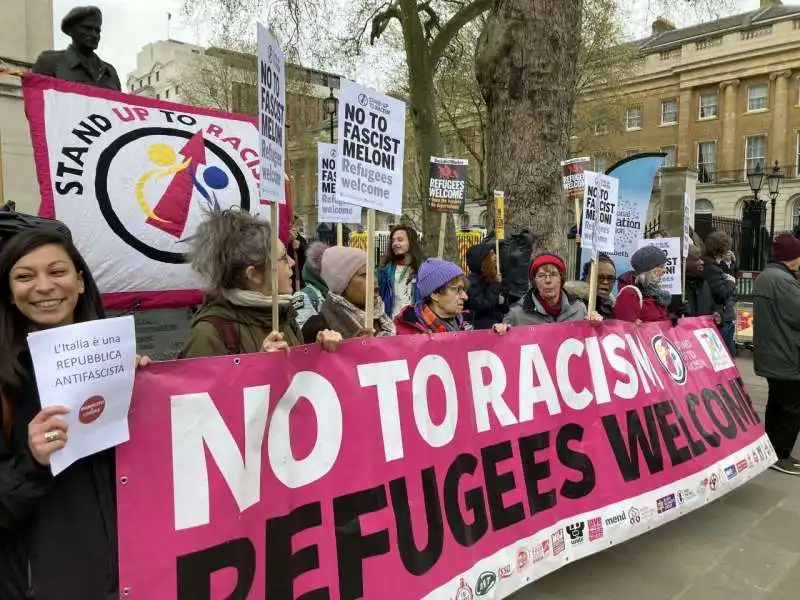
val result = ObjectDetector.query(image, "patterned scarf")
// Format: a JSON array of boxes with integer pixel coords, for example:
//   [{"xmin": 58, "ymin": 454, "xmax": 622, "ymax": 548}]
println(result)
[
  {"xmin": 320, "ymin": 293, "xmax": 395, "ymax": 338},
  {"xmin": 639, "ymin": 281, "xmax": 672, "ymax": 306},
  {"xmin": 415, "ymin": 303, "xmax": 471, "ymax": 333}
]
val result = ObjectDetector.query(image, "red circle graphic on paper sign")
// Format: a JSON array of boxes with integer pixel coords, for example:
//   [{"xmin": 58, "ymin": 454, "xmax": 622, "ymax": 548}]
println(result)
[{"xmin": 79, "ymin": 395, "xmax": 106, "ymax": 424}]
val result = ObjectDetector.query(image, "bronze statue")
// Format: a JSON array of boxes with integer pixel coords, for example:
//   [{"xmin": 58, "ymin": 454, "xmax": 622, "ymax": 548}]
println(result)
[{"xmin": 33, "ymin": 5, "xmax": 121, "ymax": 91}]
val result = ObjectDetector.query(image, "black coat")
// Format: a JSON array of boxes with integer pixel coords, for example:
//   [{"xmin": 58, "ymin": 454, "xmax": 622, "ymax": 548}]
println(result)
[
  {"xmin": 684, "ymin": 276, "xmax": 717, "ymax": 318},
  {"xmin": 465, "ymin": 245, "xmax": 509, "ymax": 329},
  {"xmin": 702, "ymin": 257, "xmax": 736, "ymax": 322},
  {"xmin": 0, "ymin": 351, "xmax": 118, "ymax": 600}
]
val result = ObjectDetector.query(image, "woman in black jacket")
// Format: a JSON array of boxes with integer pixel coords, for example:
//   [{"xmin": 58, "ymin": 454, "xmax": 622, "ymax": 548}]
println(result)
[
  {"xmin": 702, "ymin": 231, "xmax": 737, "ymax": 354},
  {"xmin": 465, "ymin": 244, "xmax": 509, "ymax": 329},
  {"xmin": 0, "ymin": 229, "xmax": 148, "ymax": 600}
]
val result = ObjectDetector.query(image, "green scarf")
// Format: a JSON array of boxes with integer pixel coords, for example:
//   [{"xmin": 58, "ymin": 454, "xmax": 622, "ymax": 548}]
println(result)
[{"xmin": 302, "ymin": 263, "xmax": 329, "ymax": 297}]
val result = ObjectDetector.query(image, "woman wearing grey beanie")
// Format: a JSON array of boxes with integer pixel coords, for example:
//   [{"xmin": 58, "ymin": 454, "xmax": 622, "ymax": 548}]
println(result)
[{"xmin": 613, "ymin": 245, "xmax": 671, "ymax": 323}]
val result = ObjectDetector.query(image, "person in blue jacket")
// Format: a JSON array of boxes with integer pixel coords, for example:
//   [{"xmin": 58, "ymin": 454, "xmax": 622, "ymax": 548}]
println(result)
[{"xmin": 378, "ymin": 225, "xmax": 423, "ymax": 317}]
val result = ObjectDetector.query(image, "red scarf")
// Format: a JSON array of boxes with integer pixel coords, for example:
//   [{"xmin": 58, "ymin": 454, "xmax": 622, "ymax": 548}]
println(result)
[{"xmin": 541, "ymin": 293, "xmax": 563, "ymax": 317}]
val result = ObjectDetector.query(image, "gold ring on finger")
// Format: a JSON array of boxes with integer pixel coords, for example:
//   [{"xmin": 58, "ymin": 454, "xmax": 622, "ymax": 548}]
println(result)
[{"xmin": 44, "ymin": 430, "xmax": 59, "ymax": 443}]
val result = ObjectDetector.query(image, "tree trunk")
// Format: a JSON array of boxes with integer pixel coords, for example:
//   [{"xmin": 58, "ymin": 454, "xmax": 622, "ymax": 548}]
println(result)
[
  {"xmin": 399, "ymin": 0, "xmax": 457, "ymax": 261},
  {"xmin": 476, "ymin": 0, "xmax": 582, "ymax": 259}
]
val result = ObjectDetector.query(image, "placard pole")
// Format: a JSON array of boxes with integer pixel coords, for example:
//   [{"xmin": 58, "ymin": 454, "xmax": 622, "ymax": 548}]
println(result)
[
  {"xmin": 270, "ymin": 200, "xmax": 280, "ymax": 330},
  {"xmin": 337, "ymin": 222, "xmax": 344, "ymax": 246},
  {"xmin": 437, "ymin": 213, "xmax": 447, "ymax": 258},
  {"xmin": 682, "ymin": 260, "xmax": 687, "ymax": 302},
  {"xmin": 365, "ymin": 209, "xmax": 376, "ymax": 329},
  {"xmin": 587, "ymin": 259, "xmax": 599, "ymax": 316}
]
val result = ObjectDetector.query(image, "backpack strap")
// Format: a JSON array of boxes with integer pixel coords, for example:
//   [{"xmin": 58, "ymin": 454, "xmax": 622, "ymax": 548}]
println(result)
[
  {"xmin": 199, "ymin": 316, "xmax": 240, "ymax": 355},
  {"xmin": 619, "ymin": 285, "xmax": 643, "ymax": 310}
]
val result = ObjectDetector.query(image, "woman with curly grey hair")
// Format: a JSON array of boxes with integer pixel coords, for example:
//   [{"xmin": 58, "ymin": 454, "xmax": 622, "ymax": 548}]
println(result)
[{"xmin": 181, "ymin": 209, "xmax": 341, "ymax": 357}]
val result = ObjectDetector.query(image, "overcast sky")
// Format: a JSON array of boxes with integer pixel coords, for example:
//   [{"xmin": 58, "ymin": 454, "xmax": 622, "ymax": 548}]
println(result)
[{"xmin": 53, "ymin": 0, "xmax": 768, "ymax": 89}]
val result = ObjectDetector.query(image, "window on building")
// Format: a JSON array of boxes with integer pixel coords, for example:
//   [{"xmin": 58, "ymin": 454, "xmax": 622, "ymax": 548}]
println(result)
[
  {"xmin": 147, "ymin": 75, "xmax": 151, "ymax": 86},
  {"xmin": 792, "ymin": 195, "xmax": 800, "ymax": 230},
  {"xmin": 796, "ymin": 132, "xmax": 800, "ymax": 177},
  {"xmin": 698, "ymin": 92, "xmax": 718, "ymax": 119},
  {"xmin": 744, "ymin": 135, "xmax": 766, "ymax": 178},
  {"xmin": 594, "ymin": 156, "xmax": 607, "ymax": 172},
  {"xmin": 460, "ymin": 213, "xmax": 470, "ymax": 230},
  {"xmin": 155, "ymin": 93, "xmax": 160, "ymax": 100},
  {"xmin": 660, "ymin": 98, "xmax": 678, "ymax": 125},
  {"xmin": 155, "ymin": 71, "xmax": 160, "ymax": 83},
  {"xmin": 747, "ymin": 84, "xmax": 768, "ymax": 112},
  {"xmin": 697, "ymin": 141, "xmax": 716, "ymax": 184},
  {"xmin": 625, "ymin": 106, "xmax": 642, "ymax": 130},
  {"xmin": 696, "ymin": 199, "xmax": 714, "ymax": 214},
  {"xmin": 661, "ymin": 145, "xmax": 677, "ymax": 167},
  {"xmin": 175, "ymin": 85, "xmax": 180, "ymax": 95}
]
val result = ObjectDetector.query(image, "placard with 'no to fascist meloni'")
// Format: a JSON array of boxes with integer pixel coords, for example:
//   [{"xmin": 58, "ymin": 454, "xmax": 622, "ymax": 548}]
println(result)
[
  {"xmin": 336, "ymin": 79, "xmax": 406, "ymax": 215},
  {"xmin": 581, "ymin": 171, "xmax": 620, "ymax": 257},
  {"xmin": 317, "ymin": 142, "xmax": 361, "ymax": 224},
  {"xmin": 256, "ymin": 23, "xmax": 286, "ymax": 204}
]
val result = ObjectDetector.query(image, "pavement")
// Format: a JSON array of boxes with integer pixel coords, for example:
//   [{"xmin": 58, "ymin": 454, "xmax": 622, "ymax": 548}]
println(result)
[{"xmin": 513, "ymin": 354, "xmax": 800, "ymax": 600}]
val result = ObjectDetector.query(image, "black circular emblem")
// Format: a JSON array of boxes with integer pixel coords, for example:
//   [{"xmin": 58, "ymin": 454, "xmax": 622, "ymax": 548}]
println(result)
[{"xmin": 95, "ymin": 127, "xmax": 250, "ymax": 264}]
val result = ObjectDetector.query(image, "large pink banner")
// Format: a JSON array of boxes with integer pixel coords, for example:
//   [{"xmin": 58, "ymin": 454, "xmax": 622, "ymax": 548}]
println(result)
[{"xmin": 116, "ymin": 317, "xmax": 772, "ymax": 599}]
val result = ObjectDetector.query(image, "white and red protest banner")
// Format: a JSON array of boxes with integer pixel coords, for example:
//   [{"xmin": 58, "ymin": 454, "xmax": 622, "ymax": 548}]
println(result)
[
  {"xmin": 117, "ymin": 318, "xmax": 771, "ymax": 599},
  {"xmin": 23, "ymin": 74, "xmax": 291, "ymax": 311}
]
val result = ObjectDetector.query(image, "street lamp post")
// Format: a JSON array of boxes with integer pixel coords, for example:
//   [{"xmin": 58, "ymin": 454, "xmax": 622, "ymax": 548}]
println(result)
[
  {"xmin": 745, "ymin": 162, "xmax": 766, "ymax": 271},
  {"xmin": 323, "ymin": 88, "xmax": 338, "ymax": 144},
  {"xmin": 767, "ymin": 160, "xmax": 783, "ymax": 243},
  {"xmin": 322, "ymin": 88, "xmax": 342, "ymax": 244}
]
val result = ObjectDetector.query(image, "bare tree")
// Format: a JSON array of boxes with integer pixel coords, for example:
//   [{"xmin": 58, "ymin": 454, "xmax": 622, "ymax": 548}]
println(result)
[
  {"xmin": 476, "ymin": 1, "xmax": 583, "ymax": 258},
  {"xmin": 182, "ymin": 0, "xmax": 494, "ymax": 258}
]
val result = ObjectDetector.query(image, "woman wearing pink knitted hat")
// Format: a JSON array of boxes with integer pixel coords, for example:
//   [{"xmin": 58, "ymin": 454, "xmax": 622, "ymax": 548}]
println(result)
[{"xmin": 302, "ymin": 246, "xmax": 395, "ymax": 341}]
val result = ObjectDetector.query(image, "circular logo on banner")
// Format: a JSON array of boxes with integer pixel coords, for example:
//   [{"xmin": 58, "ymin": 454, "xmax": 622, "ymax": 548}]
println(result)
[
  {"xmin": 329, "ymin": 147, "xmax": 337, "ymax": 159},
  {"xmin": 358, "ymin": 93, "xmax": 368, "ymax": 107},
  {"xmin": 651, "ymin": 334, "xmax": 687, "ymax": 384},
  {"xmin": 95, "ymin": 127, "xmax": 251, "ymax": 264}
]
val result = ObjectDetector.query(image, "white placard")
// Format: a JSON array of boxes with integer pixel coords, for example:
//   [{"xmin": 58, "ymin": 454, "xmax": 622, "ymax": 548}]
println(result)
[
  {"xmin": 336, "ymin": 79, "xmax": 406, "ymax": 215},
  {"xmin": 317, "ymin": 142, "xmax": 361, "ymax": 224},
  {"xmin": 257, "ymin": 23, "xmax": 286, "ymax": 204},
  {"xmin": 683, "ymin": 192, "xmax": 692, "ymax": 257},
  {"xmin": 581, "ymin": 171, "xmax": 620, "ymax": 257},
  {"xmin": 26, "ymin": 316, "xmax": 137, "ymax": 475},
  {"xmin": 638, "ymin": 237, "xmax": 682, "ymax": 295}
]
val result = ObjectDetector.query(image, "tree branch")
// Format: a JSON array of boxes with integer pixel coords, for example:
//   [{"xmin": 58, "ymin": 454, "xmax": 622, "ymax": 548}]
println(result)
[
  {"xmin": 429, "ymin": 0, "xmax": 492, "ymax": 66},
  {"xmin": 371, "ymin": 3, "xmax": 402, "ymax": 45}
]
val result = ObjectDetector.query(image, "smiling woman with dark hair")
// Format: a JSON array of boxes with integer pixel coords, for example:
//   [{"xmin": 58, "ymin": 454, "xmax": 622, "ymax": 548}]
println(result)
[{"xmin": 0, "ymin": 228, "xmax": 146, "ymax": 600}]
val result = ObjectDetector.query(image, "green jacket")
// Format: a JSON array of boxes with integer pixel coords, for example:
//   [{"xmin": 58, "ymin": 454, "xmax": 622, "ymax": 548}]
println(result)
[
  {"xmin": 181, "ymin": 295, "xmax": 303, "ymax": 358},
  {"xmin": 753, "ymin": 262, "xmax": 800, "ymax": 380}
]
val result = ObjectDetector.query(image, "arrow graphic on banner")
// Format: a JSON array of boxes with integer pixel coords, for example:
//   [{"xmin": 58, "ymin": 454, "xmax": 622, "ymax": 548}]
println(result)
[{"xmin": 147, "ymin": 131, "xmax": 207, "ymax": 238}]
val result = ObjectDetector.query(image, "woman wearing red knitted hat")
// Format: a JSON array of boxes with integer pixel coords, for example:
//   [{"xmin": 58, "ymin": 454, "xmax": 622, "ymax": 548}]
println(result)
[{"xmin": 504, "ymin": 253, "xmax": 590, "ymax": 325}]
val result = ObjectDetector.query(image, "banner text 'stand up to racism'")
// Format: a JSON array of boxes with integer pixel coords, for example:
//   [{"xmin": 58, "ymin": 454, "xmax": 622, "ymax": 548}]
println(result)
[{"xmin": 117, "ymin": 318, "xmax": 771, "ymax": 600}]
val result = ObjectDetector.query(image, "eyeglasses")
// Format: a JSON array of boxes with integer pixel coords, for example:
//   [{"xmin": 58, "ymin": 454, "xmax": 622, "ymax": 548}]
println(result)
[
  {"xmin": 597, "ymin": 275, "xmax": 615, "ymax": 283},
  {"xmin": 535, "ymin": 272, "xmax": 560, "ymax": 281},
  {"xmin": 446, "ymin": 285, "xmax": 468, "ymax": 295}
]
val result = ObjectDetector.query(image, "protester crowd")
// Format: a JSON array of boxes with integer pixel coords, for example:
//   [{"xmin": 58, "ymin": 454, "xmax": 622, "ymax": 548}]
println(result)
[{"xmin": 1, "ymin": 205, "xmax": 800, "ymax": 599}]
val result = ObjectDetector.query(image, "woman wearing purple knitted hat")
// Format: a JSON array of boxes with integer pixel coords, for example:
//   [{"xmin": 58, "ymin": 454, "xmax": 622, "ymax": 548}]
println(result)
[
  {"xmin": 302, "ymin": 246, "xmax": 395, "ymax": 341},
  {"xmin": 395, "ymin": 258, "xmax": 473, "ymax": 334}
]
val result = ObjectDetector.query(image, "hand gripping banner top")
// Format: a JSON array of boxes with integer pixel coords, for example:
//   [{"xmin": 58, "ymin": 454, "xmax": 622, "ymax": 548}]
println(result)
[
  {"xmin": 22, "ymin": 73, "xmax": 292, "ymax": 311},
  {"xmin": 116, "ymin": 317, "xmax": 772, "ymax": 600}
]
